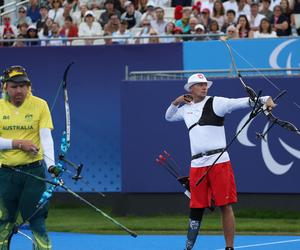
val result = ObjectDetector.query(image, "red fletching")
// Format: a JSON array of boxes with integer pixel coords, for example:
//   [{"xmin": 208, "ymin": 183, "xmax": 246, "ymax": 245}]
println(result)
[{"xmin": 159, "ymin": 155, "xmax": 166, "ymax": 161}]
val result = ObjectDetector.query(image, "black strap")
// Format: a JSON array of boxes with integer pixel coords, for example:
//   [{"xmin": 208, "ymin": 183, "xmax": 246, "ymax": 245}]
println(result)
[
  {"xmin": 188, "ymin": 123, "xmax": 198, "ymax": 131},
  {"xmin": 192, "ymin": 148, "xmax": 225, "ymax": 160},
  {"xmin": 1, "ymin": 160, "xmax": 42, "ymax": 169},
  {"xmin": 188, "ymin": 97, "xmax": 224, "ymax": 132}
]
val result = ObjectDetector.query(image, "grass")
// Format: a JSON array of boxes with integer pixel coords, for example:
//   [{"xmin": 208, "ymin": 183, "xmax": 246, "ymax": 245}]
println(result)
[{"xmin": 44, "ymin": 206, "xmax": 300, "ymax": 235}]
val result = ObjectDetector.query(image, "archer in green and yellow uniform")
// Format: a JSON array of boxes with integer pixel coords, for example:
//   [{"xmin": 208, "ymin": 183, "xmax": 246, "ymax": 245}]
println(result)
[{"xmin": 0, "ymin": 66, "xmax": 55, "ymax": 250}]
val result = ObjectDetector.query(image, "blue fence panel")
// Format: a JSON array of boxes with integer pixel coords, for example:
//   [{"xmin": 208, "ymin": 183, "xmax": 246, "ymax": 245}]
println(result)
[{"xmin": 183, "ymin": 38, "xmax": 300, "ymax": 72}]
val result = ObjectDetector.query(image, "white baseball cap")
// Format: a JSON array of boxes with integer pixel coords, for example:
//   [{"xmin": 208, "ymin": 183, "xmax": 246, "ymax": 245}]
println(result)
[
  {"xmin": 184, "ymin": 73, "xmax": 213, "ymax": 91},
  {"xmin": 84, "ymin": 10, "xmax": 95, "ymax": 17},
  {"xmin": 195, "ymin": 24, "xmax": 205, "ymax": 31}
]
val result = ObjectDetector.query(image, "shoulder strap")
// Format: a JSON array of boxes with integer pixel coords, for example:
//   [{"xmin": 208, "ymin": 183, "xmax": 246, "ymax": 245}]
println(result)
[{"xmin": 188, "ymin": 97, "xmax": 225, "ymax": 131}]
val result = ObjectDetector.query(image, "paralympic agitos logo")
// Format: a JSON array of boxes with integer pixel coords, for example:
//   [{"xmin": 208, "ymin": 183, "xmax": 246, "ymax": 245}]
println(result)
[
  {"xmin": 269, "ymin": 39, "xmax": 300, "ymax": 73},
  {"xmin": 234, "ymin": 40, "xmax": 300, "ymax": 175},
  {"xmin": 236, "ymin": 112, "xmax": 300, "ymax": 175}
]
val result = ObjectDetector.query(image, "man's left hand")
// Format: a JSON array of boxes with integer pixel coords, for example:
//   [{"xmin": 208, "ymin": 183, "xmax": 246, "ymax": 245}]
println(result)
[{"xmin": 265, "ymin": 97, "xmax": 276, "ymax": 112}]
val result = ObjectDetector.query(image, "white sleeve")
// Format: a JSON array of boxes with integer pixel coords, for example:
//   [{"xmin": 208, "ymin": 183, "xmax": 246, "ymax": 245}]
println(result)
[
  {"xmin": 213, "ymin": 96, "xmax": 270, "ymax": 117},
  {"xmin": 165, "ymin": 104, "xmax": 184, "ymax": 122},
  {"xmin": 40, "ymin": 128, "xmax": 55, "ymax": 170},
  {"xmin": 0, "ymin": 137, "xmax": 12, "ymax": 150}
]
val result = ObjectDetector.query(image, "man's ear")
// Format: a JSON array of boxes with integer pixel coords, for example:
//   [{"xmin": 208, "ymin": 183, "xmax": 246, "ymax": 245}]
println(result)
[{"xmin": 2, "ymin": 83, "xmax": 7, "ymax": 91}]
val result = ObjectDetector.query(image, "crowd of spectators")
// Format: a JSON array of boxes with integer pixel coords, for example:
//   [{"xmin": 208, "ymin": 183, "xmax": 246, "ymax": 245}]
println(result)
[{"xmin": 0, "ymin": 0, "xmax": 299, "ymax": 46}]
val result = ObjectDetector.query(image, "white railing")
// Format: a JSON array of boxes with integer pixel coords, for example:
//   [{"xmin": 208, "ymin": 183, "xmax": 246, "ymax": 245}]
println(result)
[
  {"xmin": 0, "ymin": 33, "xmax": 299, "ymax": 47},
  {"xmin": 127, "ymin": 68, "xmax": 300, "ymax": 79}
]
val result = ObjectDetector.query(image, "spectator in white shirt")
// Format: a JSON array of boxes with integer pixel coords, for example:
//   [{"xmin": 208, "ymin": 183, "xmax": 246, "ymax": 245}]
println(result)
[
  {"xmin": 249, "ymin": 17, "xmax": 277, "ymax": 37},
  {"xmin": 150, "ymin": 6, "xmax": 168, "ymax": 34},
  {"xmin": 223, "ymin": 0, "xmax": 238, "ymax": 14},
  {"xmin": 112, "ymin": 20, "xmax": 132, "ymax": 44},
  {"xmin": 141, "ymin": 1, "xmax": 156, "ymax": 23},
  {"xmin": 135, "ymin": 19, "xmax": 152, "ymax": 44},
  {"xmin": 151, "ymin": 0, "xmax": 169, "ymax": 8},
  {"xmin": 78, "ymin": 10, "xmax": 103, "ymax": 44},
  {"xmin": 249, "ymin": 3, "xmax": 265, "ymax": 31},
  {"xmin": 48, "ymin": 0, "xmax": 65, "ymax": 27},
  {"xmin": 72, "ymin": 3, "xmax": 89, "ymax": 26},
  {"xmin": 236, "ymin": 0, "xmax": 250, "ymax": 18},
  {"xmin": 42, "ymin": 21, "xmax": 66, "ymax": 46},
  {"xmin": 249, "ymin": 3, "xmax": 266, "ymax": 31}
]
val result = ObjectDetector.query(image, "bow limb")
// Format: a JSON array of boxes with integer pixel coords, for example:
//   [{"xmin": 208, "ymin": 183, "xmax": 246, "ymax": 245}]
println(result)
[
  {"xmin": 26, "ymin": 63, "xmax": 75, "ymax": 220},
  {"xmin": 221, "ymin": 40, "xmax": 258, "ymax": 102},
  {"xmin": 265, "ymin": 112, "xmax": 300, "ymax": 135},
  {"xmin": 61, "ymin": 62, "xmax": 73, "ymax": 154}
]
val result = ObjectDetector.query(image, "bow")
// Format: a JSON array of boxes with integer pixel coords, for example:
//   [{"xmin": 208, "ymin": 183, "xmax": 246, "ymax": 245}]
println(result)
[
  {"xmin": 222, "ymin": 40, "xmax": 300, "ymax": 138},
  {"xmin": 12, "ymin": 63, "xmax": 79, "ymax": 233},
  {"xmin": 195, "ymin": 41, "xmax": 299, "ymax": 186},
  {"xmin": 34, "ymin": 63, "xmax": 81, "ymax": 213}
]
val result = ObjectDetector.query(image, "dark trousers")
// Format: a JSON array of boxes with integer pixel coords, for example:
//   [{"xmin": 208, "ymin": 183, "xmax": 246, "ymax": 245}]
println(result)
[{"xmin": 0, "ymin": 164, "xmax": 51, "ymax": 250}]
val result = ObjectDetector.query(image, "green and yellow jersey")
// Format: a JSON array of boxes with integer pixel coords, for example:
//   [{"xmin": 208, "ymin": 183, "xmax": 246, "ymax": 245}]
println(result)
[{"xmin": 0, "ymin": 94, "xmax": 53, "ymax": 166}]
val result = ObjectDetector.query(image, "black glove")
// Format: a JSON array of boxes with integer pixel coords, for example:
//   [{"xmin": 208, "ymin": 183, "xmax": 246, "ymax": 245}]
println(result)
[{"xmin": 48, "ymin": 165, "xmax": 63, "ymax": 178}]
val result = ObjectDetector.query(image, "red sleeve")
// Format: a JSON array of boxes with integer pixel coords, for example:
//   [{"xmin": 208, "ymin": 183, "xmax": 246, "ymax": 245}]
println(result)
[{"xmin": 70, "ymin": 26, "xmax": 78, "ymax": 37}]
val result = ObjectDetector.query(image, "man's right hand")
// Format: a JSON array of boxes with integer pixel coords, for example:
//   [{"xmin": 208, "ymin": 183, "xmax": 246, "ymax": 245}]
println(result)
[
  {"xmin": 12, "ymin": 140, "xmax": 39, "ymax": 155},
  {"xmin": 48, "ymin": 165, "xmax": 63, "ymax": 178},
  {"xmin": 172, "ymin": 94, "xmax": 193, "ymax": 106}
]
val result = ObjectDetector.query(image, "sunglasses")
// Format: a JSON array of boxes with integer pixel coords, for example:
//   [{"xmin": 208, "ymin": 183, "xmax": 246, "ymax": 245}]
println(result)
[{"xmin": 19, "ymin": 10, "xmax": 26, "ymax": 13}]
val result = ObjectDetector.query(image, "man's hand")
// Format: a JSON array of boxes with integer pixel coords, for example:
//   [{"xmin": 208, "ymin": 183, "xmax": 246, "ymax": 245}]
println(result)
[
  {"xmin": 172, "ymin": 95, "xmax": 193, "ymax": 106},
  {"xmin": 265, "ymin": 97, "xmax": 276, "ymax": 112},
  {"xmin": 48, "ymin": 165, "xmax": 63, "ymax": 178},
  {"xmin": 12, "ymin": 140, "xmax": 39, "ymax": 155}
]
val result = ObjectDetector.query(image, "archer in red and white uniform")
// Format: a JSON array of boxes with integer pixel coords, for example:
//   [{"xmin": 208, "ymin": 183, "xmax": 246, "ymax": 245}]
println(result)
[{"xmin": 165, "ymin": 73, "xmax": 275, "ymax": 250}]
